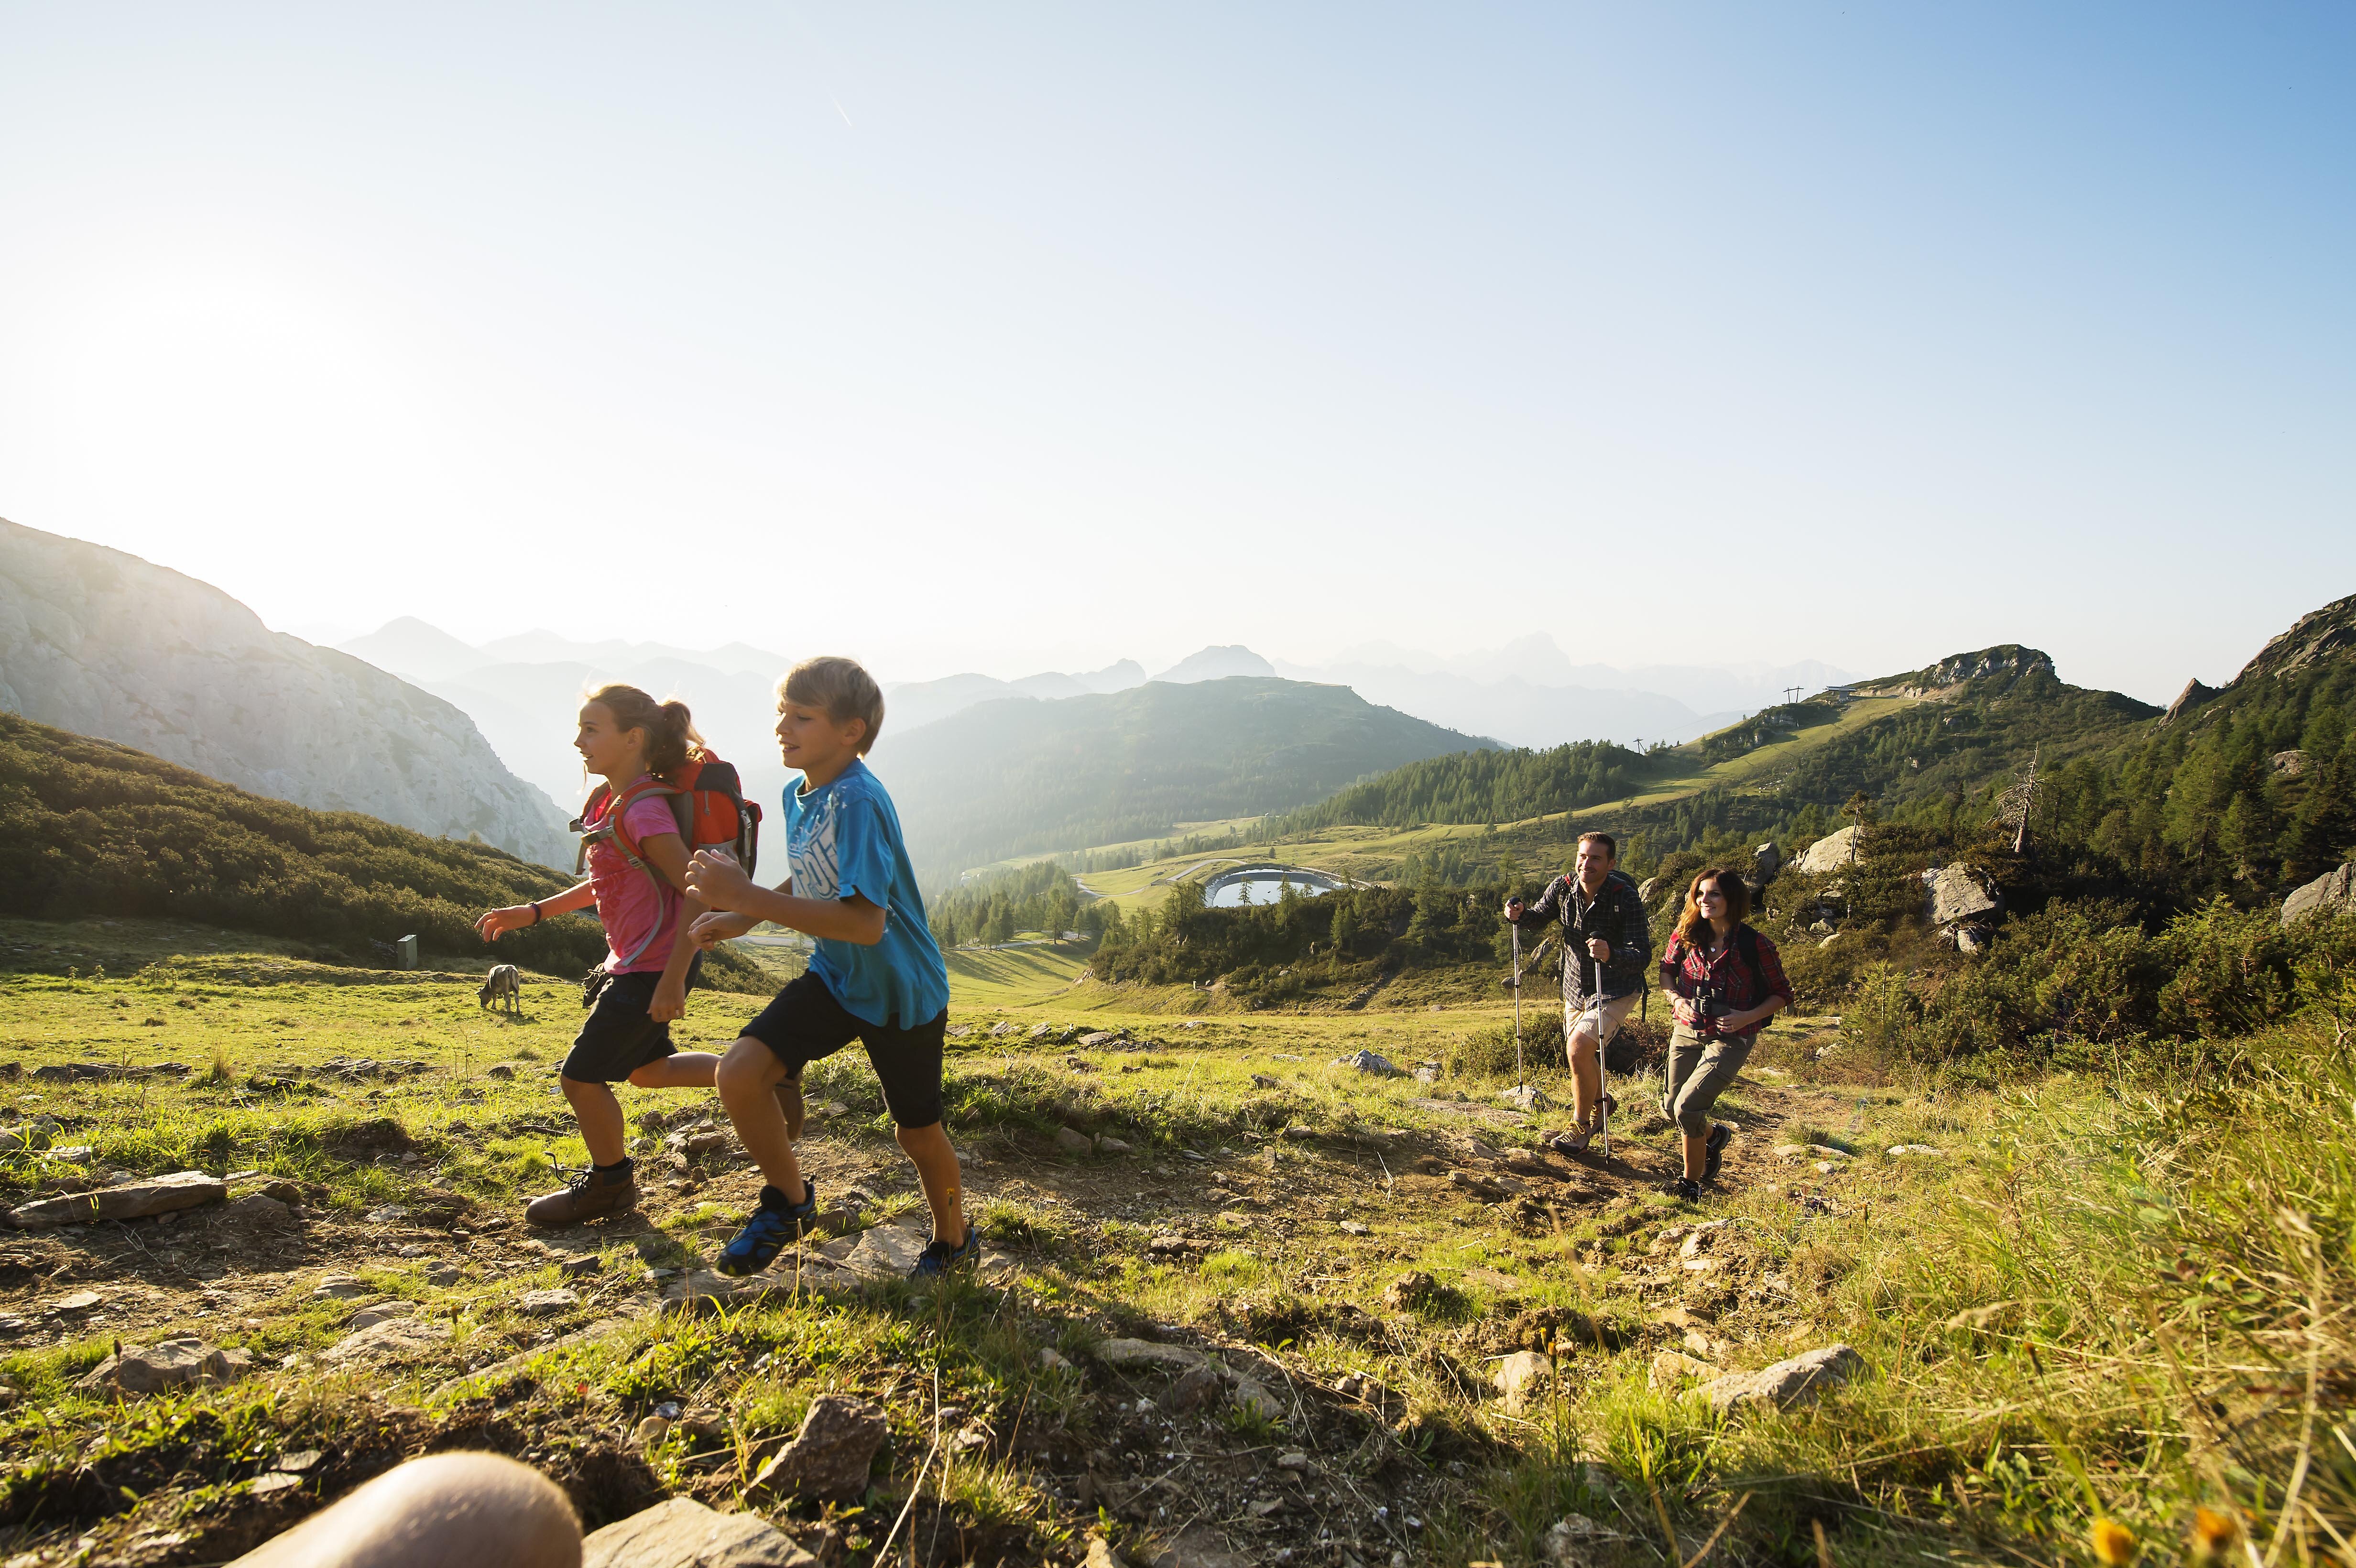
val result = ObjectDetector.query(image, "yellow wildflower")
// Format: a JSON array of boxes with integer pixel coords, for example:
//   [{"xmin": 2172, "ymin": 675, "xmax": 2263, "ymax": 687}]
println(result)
[
  {"xmin": 2190, "ymin": 1508, "xmax": 2239, "ymax": 1562},
  {"xmin": 2090, "ymin": 1517, "xmax": 2138, "ymax": 1567}
]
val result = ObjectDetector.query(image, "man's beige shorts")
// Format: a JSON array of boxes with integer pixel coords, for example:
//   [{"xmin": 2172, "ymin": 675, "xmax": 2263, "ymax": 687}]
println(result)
[{"xmin": 1564, "ymin": 991, "xmax": 1638, "ymax": 1049}]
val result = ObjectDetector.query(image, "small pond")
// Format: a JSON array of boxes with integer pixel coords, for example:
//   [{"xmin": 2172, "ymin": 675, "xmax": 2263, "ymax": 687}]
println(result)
[{"xmin": 1204, "ymin": 866, "xmax": 1342, "ymax": 908}]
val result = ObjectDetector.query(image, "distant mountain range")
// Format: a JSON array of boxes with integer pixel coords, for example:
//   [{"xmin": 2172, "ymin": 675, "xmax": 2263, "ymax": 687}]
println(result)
[
  {"xmin": 881, "ymin": 676, "xmax": 1493, "ymax": 882},
  {"xmin": 0, "ymin": 521, "xmax": 572, "ymax": 867}
]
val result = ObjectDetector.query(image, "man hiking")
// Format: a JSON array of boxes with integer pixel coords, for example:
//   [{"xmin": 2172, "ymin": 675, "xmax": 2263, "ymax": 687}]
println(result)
[{"xmin": 1504, "ymin": 831, "xmax": 1652, "ymax": 1152}]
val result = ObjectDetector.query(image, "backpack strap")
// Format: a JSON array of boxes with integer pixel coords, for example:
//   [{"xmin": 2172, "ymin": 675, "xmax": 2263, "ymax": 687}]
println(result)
[{"xmin": 579, "ymin": 775, "xmax": 688, "ymax": 969}]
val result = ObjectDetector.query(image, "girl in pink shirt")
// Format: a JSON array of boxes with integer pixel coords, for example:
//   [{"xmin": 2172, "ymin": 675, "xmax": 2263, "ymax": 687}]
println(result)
[{"xmin": 476, "ymin": 684, "xmax": 720, "ymax": 1226}]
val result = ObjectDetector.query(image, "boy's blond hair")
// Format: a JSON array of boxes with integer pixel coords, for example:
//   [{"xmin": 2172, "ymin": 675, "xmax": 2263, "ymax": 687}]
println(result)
[{"xmin": 779, "ymin": 656, "xmax": 885, "ymax": 754}]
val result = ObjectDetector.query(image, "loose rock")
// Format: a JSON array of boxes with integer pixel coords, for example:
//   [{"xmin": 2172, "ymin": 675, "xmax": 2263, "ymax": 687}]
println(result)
[
  {"xmin": 748, "ymin": 1394, "xmax": 889, "ymax": 1503},
  {"xmin": 518, "ymin": 1287, "xmax": 580, "ymax": 1317},
  {"xmin": 8, "ymin": 1169, "xmax": 225, "ymax": 1228},
  {"xmin": 1494, "ymin": 1349, "xmax": 1552, "ymax": 1412},
  {"xmin": 581, "ymin": 1496, "xmax": 817, "ymax": 1568},
  {"xmin": 1700, "ymin": 1344, "xmax": 1865, "ymax": 1415},
  {"xmin": 1054, "ymin": 1126, "xmax": 1093, "ymax": 1154},
  {"xmin": 77, "ymin": 1338, "xmax": 253, "ymax": 1399}
]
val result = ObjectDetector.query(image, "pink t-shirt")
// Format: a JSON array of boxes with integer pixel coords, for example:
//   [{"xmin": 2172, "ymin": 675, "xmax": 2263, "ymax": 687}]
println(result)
[{"xmin": 587, "ymin": 788, "xmax": 686, "ymax": 973}]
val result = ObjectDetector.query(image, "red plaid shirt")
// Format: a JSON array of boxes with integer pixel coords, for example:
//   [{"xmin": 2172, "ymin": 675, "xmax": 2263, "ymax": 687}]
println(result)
[{"xmin": 1660, "ymin": 925, "xmax": 1793, "ymax": 1039}]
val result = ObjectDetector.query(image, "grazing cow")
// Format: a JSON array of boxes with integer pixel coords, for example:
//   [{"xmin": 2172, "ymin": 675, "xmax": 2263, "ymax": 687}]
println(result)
[{"xmin": 478, "ymin": 963, "xmax": 522, "ymax": 1017}]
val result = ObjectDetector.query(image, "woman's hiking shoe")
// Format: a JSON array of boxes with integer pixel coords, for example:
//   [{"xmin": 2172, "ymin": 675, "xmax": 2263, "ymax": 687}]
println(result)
[
  {"xmin": 716, "ymin": 1181, "xmax": 818, "ymax": 1276},
  {"xmin": 1703, "ymin": 1122, "xmax": 1733, "ymax": 1182},
  {"xmin": 524, "ymin": 1161, "xmax": 636, "ymax": 1227},
  {"xmin": 910, "ymin": 1229, "xmax": 982, "ymax": 1278},
  {"xmin": 1671, "ymin": 1177, "xmax": 1704, "ymax": 1204}
]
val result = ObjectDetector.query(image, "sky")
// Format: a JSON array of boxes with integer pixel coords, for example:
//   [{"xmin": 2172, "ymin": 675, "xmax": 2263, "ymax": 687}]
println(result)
[{"xmin": 0, "ymin": 3, "xmax": 2349, "ymax": 703}]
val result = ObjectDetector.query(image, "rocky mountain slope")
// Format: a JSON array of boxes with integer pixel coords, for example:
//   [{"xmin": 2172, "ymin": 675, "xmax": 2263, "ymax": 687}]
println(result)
[{"xmin": 0, "ymin": 520, "xmax": 572, "ymax": 867}]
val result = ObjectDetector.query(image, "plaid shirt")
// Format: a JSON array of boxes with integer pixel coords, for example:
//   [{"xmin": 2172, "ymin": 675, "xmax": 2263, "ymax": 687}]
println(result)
[
  {"xmin": 1660, "ymin": 925, "xmax": 1794, "ymax": 1039},
  {"xmin": 1511, "ymin": 868, "xmax": 1652, "ymax": 1004}
]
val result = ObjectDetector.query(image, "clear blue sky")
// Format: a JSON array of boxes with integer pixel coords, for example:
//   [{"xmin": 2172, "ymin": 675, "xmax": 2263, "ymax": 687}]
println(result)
[{"xmin": 1, "ymin": 3, "xmax": 2348, "ymax": 701}]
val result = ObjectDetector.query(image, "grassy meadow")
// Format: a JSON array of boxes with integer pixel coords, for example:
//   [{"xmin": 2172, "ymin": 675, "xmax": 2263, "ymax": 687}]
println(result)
[{"xmin": 0, "ymin": 913, "xmax": 2342, "ymax": 1567}]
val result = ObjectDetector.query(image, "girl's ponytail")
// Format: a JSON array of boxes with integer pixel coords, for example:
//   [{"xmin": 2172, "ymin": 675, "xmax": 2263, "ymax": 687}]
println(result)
[
  {"xmin": 584, "ymin": 684, "xmax": 706, "ymax": 778},
  {"xmin": 650, "ymin": 699, "xmax": 704, "ymax": 777}
]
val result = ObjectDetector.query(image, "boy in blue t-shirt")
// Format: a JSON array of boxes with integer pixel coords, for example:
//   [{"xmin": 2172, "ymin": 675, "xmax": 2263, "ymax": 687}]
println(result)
[{"xmin": 685, "ymin": 655, "xmax": 965, "ymax": 1278}]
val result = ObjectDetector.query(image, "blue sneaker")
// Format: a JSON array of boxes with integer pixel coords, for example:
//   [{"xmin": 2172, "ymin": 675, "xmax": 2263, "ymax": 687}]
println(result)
[
  {"xmin": 909, "ymin": 1228, "xmax": 982, "ymax": 1278},
  {"xmin": 716, "ymin": 1181, "xmax": 818, "ymax": 1277}
]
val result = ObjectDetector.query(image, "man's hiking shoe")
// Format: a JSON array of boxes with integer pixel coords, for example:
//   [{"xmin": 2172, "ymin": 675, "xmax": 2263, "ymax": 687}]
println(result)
[
  {"xmin": 910, "ymin": 1229, "xmax": 982, "ymax": 1278},
  {"xmin": 1671, "ymin": 1177, "xmax": 1703, "ymax": 1204},
  {"xmin": 524, "ymin": 1162, "xmax": 636, "ymax": 1227},
  {"xmin": 716, "ymin": 1181, "xmax": 818, "ymax": 1276},
  {"xmin": 1703, "ymin": 1122, "xmax": 1733, "ymax": 1183},
  {"xmin": 1546, "ymin": 1128, "xmax": 1592, "ymax": 1156}
]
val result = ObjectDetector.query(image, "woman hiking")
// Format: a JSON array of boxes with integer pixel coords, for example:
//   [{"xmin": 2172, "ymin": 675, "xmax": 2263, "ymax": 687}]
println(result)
[
  {"xmin": 1658, "ymin": 866, "xmax": 1792, "ymax": 1202},
  {"xmin": 474, "ymin": 685, "xmax": 720, "ymax": 1226}
]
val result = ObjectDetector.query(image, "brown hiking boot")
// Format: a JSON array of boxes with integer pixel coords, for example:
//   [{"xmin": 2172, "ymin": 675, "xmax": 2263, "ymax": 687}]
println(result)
[{"xmin": 524, "ymin": 1164, "xmax": 638, "ymax": 1227}]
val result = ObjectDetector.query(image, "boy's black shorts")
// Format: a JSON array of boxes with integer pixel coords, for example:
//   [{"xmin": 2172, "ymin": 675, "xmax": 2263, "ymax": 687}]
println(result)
[
  {"xmin": 559, "ymin": 958, "xmax": 702, "ymax": 1084},
  {"xmin": 742, "ymin": 972, "xmax": 947, "ymax": 1129}
]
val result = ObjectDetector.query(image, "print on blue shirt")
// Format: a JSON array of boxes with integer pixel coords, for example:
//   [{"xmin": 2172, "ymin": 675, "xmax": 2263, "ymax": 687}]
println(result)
[{"xmin": 784, "ymin": 758, "xmax": 949, "ymax": 1031}]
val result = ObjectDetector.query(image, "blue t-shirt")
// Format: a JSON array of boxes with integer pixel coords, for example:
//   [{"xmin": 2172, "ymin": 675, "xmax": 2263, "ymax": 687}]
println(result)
[{"xmin": 784, "ymin": 758, "xmax": 949, "ymax": 1030}]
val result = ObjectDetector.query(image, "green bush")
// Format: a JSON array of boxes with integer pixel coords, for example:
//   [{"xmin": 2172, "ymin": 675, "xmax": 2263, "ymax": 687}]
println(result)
[{"xmin": 0, "ymin": 711, "xmax": 603, "ymax": 975}]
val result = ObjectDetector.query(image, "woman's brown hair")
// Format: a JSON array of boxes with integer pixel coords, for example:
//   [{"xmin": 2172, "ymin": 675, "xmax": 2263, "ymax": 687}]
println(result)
[
  {"xmin": 583, "ymin": 684, "xmax": 704, "ymax": 777},
  {"xmin": 1671, "ymin": 866, "xmax": 1750, "ymax": 949}
]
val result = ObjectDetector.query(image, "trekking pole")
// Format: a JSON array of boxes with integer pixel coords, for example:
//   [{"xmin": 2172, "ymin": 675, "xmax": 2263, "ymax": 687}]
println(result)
[
  {"xmin": 1510, "ymin": 923, "xmax": 1526, "ymax": 1092},
  {"xmin": 1592, "ymin": 985, "xmax": 1611, "ymax": 1163}
]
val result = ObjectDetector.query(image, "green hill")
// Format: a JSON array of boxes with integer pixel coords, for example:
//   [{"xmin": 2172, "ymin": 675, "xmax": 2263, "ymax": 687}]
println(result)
[
  {"xmin": 0, "ymin": 710, "xmax": 773, "ymax": 984},
  {"xmin": 880, "ymin": 676, "xmax": 1493, "ymax": 883}
]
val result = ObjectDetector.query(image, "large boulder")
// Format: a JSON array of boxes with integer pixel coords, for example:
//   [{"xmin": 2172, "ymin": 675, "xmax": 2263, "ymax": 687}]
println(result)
[
  {"xmin": 2284, "ymin": 864, "xmax": 2356, "ymax": 928},
  {"xmin": 1792, "ymin": 828, "xmax": 1862, "ymax": 875},
  {"xmin": 1926, "ymin": 864, "xmax": 2000, "ymax": 926},
  {"xmin": 1753, "ymin": 842, "xmax": 1782, "ymax": 881}
]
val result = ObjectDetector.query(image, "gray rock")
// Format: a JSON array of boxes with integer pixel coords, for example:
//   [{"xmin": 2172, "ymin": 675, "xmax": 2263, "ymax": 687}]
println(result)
[
  {"xmin": 1926, "ymin": 864, "xmax": 2000, "ymax": 926},
  {"xmin": 323, "ymin": 1317, "xmax": 450, "ymax": 1364},
  {"xmin": 517, "ymin": 1287, "xmax": 580, "ymax": 1317},
  {"xmin": 1054, "ymin": 1126, "xmax": 1093, "ymax": 1154},
  {"xmin": 1542, "ymin": 1513, "xmax": 1627, "ymax": 1568},
  {"xmin": 1793, "ymin": 827, "xmax": 1862, "ymax": 875},
  {"xmin": 1636, "ymin": 877, "xmax": 1661, "ymax": 904},
  {"xmin": 1953, "ymin": 925, "xmax": 1988, "ymax": 956},
  {"xmin": 2273, "ymin": 749, "xmax": 2311, "ymax": 777},
  {"xmin": 581, "ymin": 1496, "xmax": 817, "ymax": 1568},
  {"xmin": 1497, "ymin": 1084, "xmax": 1549, "ymax": 1112},
  {"xmin": 1334, "ymin": 1049, "xmax": 1400, "ymax": 1077},
  {"xmin": 1094, "ymin": 1337, "xmax": 1210, "ymax": 1372},
  {"xmin": 1146, "ymin": 1525, "xmax": 1255, "ymax": 1568},
  {"xmin": 1753, "ymin": 841, "xmax": 1783, "ymax": 882},
  {"xmin": 311, "ymin": 1274, "xmax": 371, "ymax": 1300},
  {"xmin": 2284, "ymin": 863, "xmax": 2356, "ymax": 928},
  {"xmin": 747, "ymin": 1394, "xmax": 888, "ymax": 1503},
  {"xmin": 1494, "ymin": 1349, "xmax": 1552, "ymax": 1413},
  {"xmin": 347, "ymin": 1303, "xmax": 415, "ymax": 1330},
  {"xmin": 8, "ymin": 1169, "xmax": 225, "ymax": 1228},
  {"xmin": 1169, "ymin": 1362, "xmax": 1223, "ymax": 1411},
  {"xmin": 1085, "ymin": 1538, "xmax": 1132, "ymax": 1568},
  {"xmin": 223, "ymin": 1192, "xmax": 293, "ymax": 1228},
  {"xmin": 1096, "ymin": 1136, "xmax": 1133, "ymax": 1155},
  {"xmin": 77, "ymin": 1338, "xmax": 252, "ymax": 1398},
  {"xmin": 840, "ymin": 1224, "xmax": 925, "ymax": 1281},
  {"xmin": 1699, "ymin": 1343, "xmax": 1865, "ymax": 1415},
  {"xmin": 1229, "ymin": 1376, "xmax": 1283, "ymax": 1422}
]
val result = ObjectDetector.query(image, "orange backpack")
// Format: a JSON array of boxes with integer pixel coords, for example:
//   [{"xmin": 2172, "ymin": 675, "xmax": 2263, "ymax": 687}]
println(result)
[{"xmin": 571, "ymin": 753, "xmax": 763, "ymax": 965}]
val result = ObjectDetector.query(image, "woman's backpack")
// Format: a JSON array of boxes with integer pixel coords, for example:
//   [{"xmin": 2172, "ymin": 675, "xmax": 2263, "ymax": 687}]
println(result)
[{"xmin": 570, "ymin": 753, "xmax": 764, "ymax": 964}]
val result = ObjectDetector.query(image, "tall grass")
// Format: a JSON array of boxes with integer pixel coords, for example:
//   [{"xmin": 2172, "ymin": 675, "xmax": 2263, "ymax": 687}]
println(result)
[{"xmin": 1545, "ymin": 1018, "xmax": 2355, "ymax": 1565}]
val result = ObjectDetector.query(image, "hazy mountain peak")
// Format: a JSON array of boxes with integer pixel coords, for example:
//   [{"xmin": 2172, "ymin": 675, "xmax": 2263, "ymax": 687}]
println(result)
[
  {"xmin": 1152, "ymin": 645, "xmax": 1275, "ymax": 683},
  {"xmin": 340, "ymin": 617, "xmax": 492, "ymax": 682}
]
